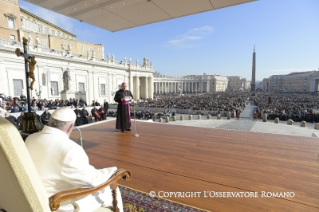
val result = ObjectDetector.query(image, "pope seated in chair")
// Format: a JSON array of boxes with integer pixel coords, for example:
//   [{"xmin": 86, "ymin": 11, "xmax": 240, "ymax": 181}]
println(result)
[{"xmin": 25, "ymin": 107, "xmax": 123, "ymax": 212}]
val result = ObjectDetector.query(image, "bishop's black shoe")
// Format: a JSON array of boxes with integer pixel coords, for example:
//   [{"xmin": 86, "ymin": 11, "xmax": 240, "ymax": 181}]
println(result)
[
  {"xmin": 126, "ymin": 129, "xmax": 131, "ymax": 131},
  {"xmin": 121, "ymin": 129, "xmax": 125, "ymax": 132}
]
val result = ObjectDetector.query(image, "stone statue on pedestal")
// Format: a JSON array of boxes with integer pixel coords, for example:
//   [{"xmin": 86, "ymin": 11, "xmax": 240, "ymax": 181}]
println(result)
[
  {"xmin": 36, "ymin": 35, "xmax": 41, "ymax": 46},
  {"xmin": 63, "ymin": 68, "xmax": 72, "ymax": 91},
  {"xmin": 61, "ymin": 42, "xmax": 65, "ymax": 50},
  {"xmin": 87, "ymin": 49, "xmax": 91, "ymax": 59},
  {"xmin": 27, "ymin": 34, "xmax": 33, "ymax": 45},
  {"xmin": 107, "ymin": 53, "xmax": 110, "ymax": 62},
  {"xmin": 68, "ymin": 43, "xmax": 72, "ymax": 51},
  {"xmin": 143, "ymin": 58, "xmax": 149, "ymax": 68}
]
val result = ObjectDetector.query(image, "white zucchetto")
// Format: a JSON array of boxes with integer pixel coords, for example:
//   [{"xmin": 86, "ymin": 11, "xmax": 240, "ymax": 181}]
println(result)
[{"xmin": 51, "ymin": 107, "xmax": 76, "ymax": 122}]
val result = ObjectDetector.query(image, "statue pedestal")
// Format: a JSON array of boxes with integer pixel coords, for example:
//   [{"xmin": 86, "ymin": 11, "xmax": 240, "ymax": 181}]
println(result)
[
  {"xmin": 60, "ymin": 90, "xmax": 76, "ymax": 100},
  {"xmin": 75, "ymin": 91, "xmax": 87, "ymax": 102}
]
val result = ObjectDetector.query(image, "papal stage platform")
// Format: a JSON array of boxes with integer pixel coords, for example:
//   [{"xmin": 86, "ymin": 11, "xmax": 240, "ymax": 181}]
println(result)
[{"xmin": 70, "ymin": 120, "xmax": 319, "ymax": 212}]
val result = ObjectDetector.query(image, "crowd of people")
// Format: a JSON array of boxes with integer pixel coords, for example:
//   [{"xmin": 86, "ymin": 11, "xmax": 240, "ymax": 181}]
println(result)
[
  {"xmin": 3, "ymin": 91, "xmax": 319, "ymax": 127},
  {"xmin": 253, "ymin": 93, "xmax": 319, "ymax": 122},
  {"xmin": 136, "ymin": 92, "xmax": 248, "ymax": 113},
  {"xmin": 0, "ymin": 93, "xmax": 112, "ymax": 129}
]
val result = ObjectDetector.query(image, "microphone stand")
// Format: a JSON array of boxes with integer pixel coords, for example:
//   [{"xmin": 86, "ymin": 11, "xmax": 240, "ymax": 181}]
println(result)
[
  {"xmin": 75, "ymin": 127, "xmax": 83, "ymax": 147},
  {"xmin": 133, "ymin": 101, "xmax": 139, "ymax": 137}
]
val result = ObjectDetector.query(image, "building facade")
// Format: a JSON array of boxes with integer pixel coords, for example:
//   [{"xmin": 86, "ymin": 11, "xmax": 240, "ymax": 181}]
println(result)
[
  {"xmin": 0, "ymin": 0, "xmax": 154, "ymax": 103},
  {"xmin": 262, "ymin": 71, "xmax": 319, "ymax": 92},
  {"xmin": 227, "ymin": 76, "xmax": 249, "ymax": 91},
  {"xmin": 153, "ymin": 73, "xmax": 250, "ymax": 94}
]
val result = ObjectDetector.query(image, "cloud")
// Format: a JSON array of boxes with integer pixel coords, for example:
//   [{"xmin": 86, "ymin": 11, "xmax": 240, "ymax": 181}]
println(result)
[{"xmin": 165, "ymin": 26, "xmax": 213, "ymax": 48}]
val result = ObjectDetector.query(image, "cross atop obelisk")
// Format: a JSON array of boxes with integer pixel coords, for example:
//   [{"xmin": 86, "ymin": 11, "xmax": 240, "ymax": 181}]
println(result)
[{"xmin": 251, "ymin": 45, "xmax": 256, "ymax": 93}]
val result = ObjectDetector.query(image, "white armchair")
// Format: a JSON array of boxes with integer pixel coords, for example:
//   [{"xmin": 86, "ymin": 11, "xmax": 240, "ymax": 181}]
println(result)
[{"xmin": 0, "ymin": 117, "xmax": 131, "ymax": 212}]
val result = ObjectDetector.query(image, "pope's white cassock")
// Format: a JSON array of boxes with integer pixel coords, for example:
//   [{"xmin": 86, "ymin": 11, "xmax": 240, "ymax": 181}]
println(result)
[{"xmin": 25, "ymin": 126, "xmax": 123, "ymax": 212}]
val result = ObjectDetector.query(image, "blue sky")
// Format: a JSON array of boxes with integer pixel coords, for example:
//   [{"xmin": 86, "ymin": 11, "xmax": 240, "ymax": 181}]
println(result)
[{"xmin": 20, "ymin": 0, "xmax": 319, "ymax": 81}]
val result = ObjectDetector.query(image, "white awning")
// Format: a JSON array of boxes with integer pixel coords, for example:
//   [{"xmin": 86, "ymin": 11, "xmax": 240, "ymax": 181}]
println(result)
[{"xmin": 24, "ymin": 0, "xmax": 257, "ymax": 32}]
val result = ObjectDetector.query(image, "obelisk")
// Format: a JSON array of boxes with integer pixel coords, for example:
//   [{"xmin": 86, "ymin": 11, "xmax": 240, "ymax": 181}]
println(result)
[{"xmin": 251, "ymin": 46, "xmax": 256, "ymax": 92}]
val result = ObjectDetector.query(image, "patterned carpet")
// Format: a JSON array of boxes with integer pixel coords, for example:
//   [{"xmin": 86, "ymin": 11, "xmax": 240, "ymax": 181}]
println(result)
[{"xmin": 120, "ymin": 186, "xmax": 208, "ymax": 212}]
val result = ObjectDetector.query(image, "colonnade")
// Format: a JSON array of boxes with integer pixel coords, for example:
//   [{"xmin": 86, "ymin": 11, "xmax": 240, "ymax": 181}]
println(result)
[
  {"xmin": 153, "ymin": 81, "xmax": 210, "ymax": 94},
  {"xmin": 130, "ymin": 76, "xmax": 153, "ymax": 99}
]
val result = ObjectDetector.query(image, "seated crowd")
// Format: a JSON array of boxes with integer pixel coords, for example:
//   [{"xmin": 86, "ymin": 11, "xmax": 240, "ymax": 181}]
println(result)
[
  {"xmin": 136, "ymin": 91, "xmax": 248, "ymax": 114},
  {"xmin": 253, "ymin": 92, "xmax": 319, "ymax": 123},
  {"xmin": 0, "ymin": 93, "xmax": 111, "ymax": 129}
]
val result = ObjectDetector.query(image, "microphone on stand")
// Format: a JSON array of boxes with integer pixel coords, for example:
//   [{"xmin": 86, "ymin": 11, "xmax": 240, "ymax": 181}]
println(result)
[
  {"xmin": 132, "ymin": 100, "xmax": 139, "ymax": 137},
  {"xmin": 75, "ymin": 127, "xmax": 83, "ymax": 147}
]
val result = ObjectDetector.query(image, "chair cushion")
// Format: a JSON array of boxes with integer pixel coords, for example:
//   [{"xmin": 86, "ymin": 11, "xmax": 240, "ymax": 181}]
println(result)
[{"xmin": 0, "ymin": 117, "xmax": 51, "ymax": 212}]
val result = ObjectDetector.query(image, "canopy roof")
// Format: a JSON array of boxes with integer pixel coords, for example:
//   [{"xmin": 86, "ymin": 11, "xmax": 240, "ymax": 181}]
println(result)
[{"xmin": 24, "ymin": 0, "xmax": 257, "ymax": 32}]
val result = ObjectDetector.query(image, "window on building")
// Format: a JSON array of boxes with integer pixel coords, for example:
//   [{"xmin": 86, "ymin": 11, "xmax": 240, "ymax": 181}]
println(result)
[
  {"xmin": 80, "ymin": 45, "xmax": 84, "ymax": 51},
  {"xmin": 38, "ymin": 25, "xmax": 43, "ymax": 33},
  {"xmin": 51, "ymin": 30, "xmax": 55, "ymax": 36},
  {"xmin": 45, "ymin": 27, "xmax": 49, "ymax": 34},
  {"xmin": 10, "ymin": 35, "xmax": 15, "ymax": 40},
  {"xmin": 51, "ymin": 81, "xmax": 59, "ymax": 95},
  {"xmin": 13, "ymin": 79, "xmax": 24, "ymax": 97},
  {"xmin": 42, "ymin": 39, "xmax": 47, "ymax": 46},
  {"xmin": 42, "ymin": 73, "xmax": 46, "ymax": 86},
  {"xmin": 100, "ymin": 84, "xmax": 106, "ymax": 95},
  {"xmin": 27, "ymin": 19, "xmax": 31, "ymax": 28},
  {"xmin": 8, "ymin": 17, "xmax": 15, "ymax": 28},
  {"xmin": 57, "ymin": 31, "xmax": 60, "ymax": 37},
  {"xmin": 79, "ymin": 83, "xmax": 85, "ymax": 92},
  {"xmin": 98, "ymin": 48, "xmax": 101, "ymax": 53},
  {"xmin": 32, "ymin": 22, "xmax": 36, "ymax": 31}
]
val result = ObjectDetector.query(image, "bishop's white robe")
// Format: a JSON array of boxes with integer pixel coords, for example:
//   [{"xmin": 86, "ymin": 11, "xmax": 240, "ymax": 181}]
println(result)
[{"xmin": 25, "ymin": 126, "xmax": 123, "ymax": 212}]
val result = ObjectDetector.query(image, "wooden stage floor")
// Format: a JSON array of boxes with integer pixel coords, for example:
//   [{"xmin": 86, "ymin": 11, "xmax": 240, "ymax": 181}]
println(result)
[{"xmin": 70, "ymin": 120, "xmax": 319, "ymax": 212}]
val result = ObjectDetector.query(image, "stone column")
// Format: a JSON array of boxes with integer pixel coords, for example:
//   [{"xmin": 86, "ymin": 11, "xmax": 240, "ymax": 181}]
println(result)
[
  {"xmin": 144, "ymin": 77, "xmax": 148, "ymax": 99},
  {"xmin": 129, "ymin": 73, "xmax": 134, "ymax": 95},
  {"xmin": 165, "ymin": 82, "xmax": 167, "ymax": 93},
  {"xmin": 148, "ymin": 76, "xmax": 153, "ymax": 99},
  {"xmin": 162, "ymin": 82, "xmax": 164, "ymax": 93},
  {"xmin": 161, "ymin": 82, "xmax": 163, "ymax": 94},
  {"xmin": 134, "ymin": 76, "xmax": 140, "ymax": 100}
]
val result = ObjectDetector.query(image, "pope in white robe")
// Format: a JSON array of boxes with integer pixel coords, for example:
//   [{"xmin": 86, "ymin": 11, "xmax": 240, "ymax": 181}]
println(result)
[{"xmin": 25, "ymin": 107, "xmax": 123, "ymax": 212}]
